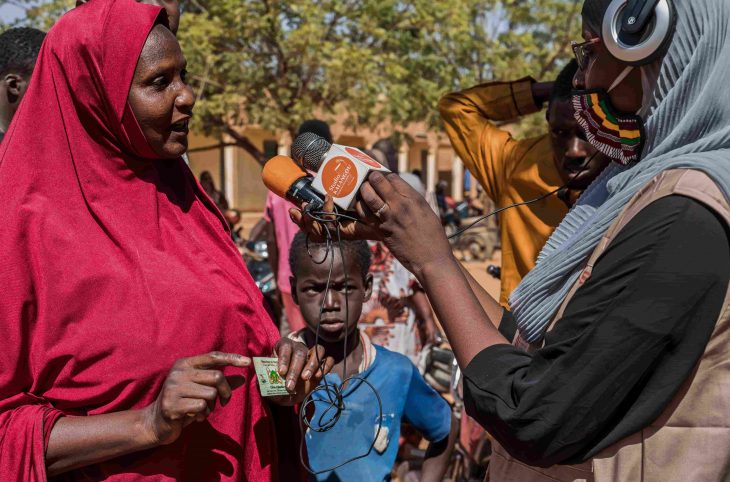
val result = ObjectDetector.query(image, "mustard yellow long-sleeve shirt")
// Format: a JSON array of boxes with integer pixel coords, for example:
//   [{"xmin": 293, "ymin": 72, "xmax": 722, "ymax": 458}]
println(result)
[{"xmin": 439, "ymin": 78, "xmax": 569, "ymax": 307}]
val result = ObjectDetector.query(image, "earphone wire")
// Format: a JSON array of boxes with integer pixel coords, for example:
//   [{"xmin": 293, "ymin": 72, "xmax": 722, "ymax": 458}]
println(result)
[
  {"xmin": 298, "ymin": 205, "xmax": 384, "ymax": 475},
  {"xmin": 447, "ymin": 151, "xmax": 598, "ymax": 240}
]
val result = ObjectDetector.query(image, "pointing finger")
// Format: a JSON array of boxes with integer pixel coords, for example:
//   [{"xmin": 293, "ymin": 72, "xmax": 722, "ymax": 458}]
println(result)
[{"xmin": 183, "ymin": 352, "xmax": 251, "ymax": 369}]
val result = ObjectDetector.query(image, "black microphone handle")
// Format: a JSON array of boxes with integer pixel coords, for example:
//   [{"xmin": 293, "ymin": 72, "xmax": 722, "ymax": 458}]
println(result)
[{"xmin": 287, "ymin": 176, "xmax": 325, "ymax": 210}]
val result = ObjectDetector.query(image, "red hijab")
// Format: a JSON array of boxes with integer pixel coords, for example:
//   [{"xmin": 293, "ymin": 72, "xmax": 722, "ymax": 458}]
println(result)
[{"xmin": 0, "ymin": 0, "xmax": 280, "ymax": 480}]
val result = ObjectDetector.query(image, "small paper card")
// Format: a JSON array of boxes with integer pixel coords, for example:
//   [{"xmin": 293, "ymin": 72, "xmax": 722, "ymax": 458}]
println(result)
[{"xmin": 253, "ymin": 357, "xmax": 289, "ymax": 397}]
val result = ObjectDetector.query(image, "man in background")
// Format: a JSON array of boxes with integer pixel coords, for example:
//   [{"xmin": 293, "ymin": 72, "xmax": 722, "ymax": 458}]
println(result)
[
  {"xmin": 439, "ymin": 60, "xmax": 610, "ymax": 307},
  {"xmin": 0, "ymin": 28, "xmax": 46, "ymax": 146}
]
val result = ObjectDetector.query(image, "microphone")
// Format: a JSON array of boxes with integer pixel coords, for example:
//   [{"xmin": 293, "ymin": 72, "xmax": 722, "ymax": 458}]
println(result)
[
  {"xmin": 291, "ymin": 132, "xmax": 331, "ymax": 172},
  {"xmin": 262, "ymin": 155, "xmax": 325, "ymax": 211},
  {"xmin": 290, "ymin": 133, "xmax": 390, "ymax": 210}
]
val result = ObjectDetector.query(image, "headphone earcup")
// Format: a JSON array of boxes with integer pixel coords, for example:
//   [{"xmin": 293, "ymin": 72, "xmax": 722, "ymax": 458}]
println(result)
[{"xmin": 602, "ymin": 0, "xmax": 676, "ymax": 66}]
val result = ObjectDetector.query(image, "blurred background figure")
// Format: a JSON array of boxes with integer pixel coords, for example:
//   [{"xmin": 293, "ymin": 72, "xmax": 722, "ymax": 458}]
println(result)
[
  {"xmin": 199, "ymin": 170, "xmax": 230, "ymax": 212},
  {"xmin": 435, "ymin": 179, "xmax": 459, "ymax": 230},
  {"xmin": 263, "ymin": 119, "xmax": 333, "ymax": 334},
  {"xmin": 223, "ymin": 208, "xmax": 243, "ymax": 244},
  {"xmin": 362, "ymin": 144, "xmax": 441, "ymax": 363},
  {"xmin": 0, "ymin": 27, "xmax": 46, "ymax": 146}
]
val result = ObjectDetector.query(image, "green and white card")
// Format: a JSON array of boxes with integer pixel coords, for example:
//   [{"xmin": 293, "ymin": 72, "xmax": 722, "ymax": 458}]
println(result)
[{"xmin": 253, "ymin": 357, "xmax": 289, "ymax": 397}]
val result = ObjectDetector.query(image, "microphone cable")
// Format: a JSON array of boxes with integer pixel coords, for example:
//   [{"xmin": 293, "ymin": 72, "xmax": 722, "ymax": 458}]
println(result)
[
  {"xmin": 296, "ymin": 207, "xmax": 384, "ymax": 476},
  {"xmin": 447, "ymin": 151, "xmax": 599, "ymax": 240}
]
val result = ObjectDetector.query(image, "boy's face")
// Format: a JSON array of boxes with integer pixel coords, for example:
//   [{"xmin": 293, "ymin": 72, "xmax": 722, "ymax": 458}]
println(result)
[{"xmin": 292, "ymin": 246, "xmax": 373, "ymax": 343}]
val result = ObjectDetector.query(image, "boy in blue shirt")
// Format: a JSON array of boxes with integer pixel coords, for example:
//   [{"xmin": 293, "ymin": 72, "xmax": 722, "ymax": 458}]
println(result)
[{"xmin": 288, "ymin": 232, "xmax": 454, "ymax": 481}]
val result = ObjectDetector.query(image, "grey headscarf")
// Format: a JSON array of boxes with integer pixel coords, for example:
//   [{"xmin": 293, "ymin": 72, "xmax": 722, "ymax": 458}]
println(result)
[{"xmin": 510, "ymin": 0, "xmax": 730, "ymax": 343}]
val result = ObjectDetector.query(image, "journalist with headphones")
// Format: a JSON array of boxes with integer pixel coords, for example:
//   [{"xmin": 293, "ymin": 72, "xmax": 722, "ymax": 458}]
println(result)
[{"xmin": 295, "ymin": 0, "xmax": 730, "ymax": 480}]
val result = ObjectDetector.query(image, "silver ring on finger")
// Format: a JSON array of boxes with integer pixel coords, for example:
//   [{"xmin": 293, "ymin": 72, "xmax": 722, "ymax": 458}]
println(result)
[{"xmin": 374, "ymin": 204, "xmax": 388, "ymax": 219}]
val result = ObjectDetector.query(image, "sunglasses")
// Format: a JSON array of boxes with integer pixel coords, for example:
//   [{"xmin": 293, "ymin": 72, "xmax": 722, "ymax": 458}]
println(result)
[{"xmin": 571, "ymin": 38, "xmax": 601, "ymax": 71}]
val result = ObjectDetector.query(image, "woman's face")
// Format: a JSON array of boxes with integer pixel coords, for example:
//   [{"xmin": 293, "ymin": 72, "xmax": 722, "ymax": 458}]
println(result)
[
  {"xmin": 128, "ymin": 24, "xmax": 195, "ymax": 159},
  {"xmin": 573, "ymin": 26, "xmax": 644, "ymax": 114}
]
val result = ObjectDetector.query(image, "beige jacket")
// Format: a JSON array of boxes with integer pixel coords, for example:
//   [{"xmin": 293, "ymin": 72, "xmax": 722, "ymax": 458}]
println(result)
[{"xmin": 489, "ymin": 169, "xmax": 730, "ymax": 482}]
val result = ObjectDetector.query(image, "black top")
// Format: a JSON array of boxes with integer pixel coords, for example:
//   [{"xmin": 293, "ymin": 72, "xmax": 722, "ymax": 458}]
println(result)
[
  {"xmin": 0, "ymin": 130, "xmax": 5, "ymax": 145},
  {"xmin": 463, "ymin": 195, "xmax": 730, "ymax": 467}
]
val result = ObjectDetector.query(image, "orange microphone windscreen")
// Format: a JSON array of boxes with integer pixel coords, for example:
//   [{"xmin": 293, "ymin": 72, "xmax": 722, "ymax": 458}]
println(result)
[{"xmin": 262, "ymin": 155, "xmax": 308, "ymax": 199}]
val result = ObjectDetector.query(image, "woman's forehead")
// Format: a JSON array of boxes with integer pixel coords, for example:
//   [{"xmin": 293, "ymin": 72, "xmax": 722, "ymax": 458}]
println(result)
[{"xmin": 137, "ymin": 24, "xmax": 182, "ymax": 69}]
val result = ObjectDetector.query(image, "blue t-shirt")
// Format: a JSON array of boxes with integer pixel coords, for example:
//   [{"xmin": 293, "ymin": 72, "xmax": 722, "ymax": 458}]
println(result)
[{"xmin": 305, "ymin": 345, "xmax": 451, "ymax": 481}]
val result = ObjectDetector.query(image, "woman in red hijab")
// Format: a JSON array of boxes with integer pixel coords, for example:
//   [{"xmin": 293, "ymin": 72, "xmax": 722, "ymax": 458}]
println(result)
[{"xmin": 0, "ymin": 0, "xmax": 326, "ymax": 480}]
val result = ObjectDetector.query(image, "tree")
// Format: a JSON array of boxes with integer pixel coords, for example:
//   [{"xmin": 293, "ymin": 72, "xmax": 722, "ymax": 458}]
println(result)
[
  {"xmin": 179, "ymin": 0, "xmax": 580, "ymax": 162},
  {"xmin": 1, "ymin": 0, "xmax": 73, "ymax": 30},
  {"xmin": 12, "ymin": 0, "xmax": 581, "ymax": 160}
]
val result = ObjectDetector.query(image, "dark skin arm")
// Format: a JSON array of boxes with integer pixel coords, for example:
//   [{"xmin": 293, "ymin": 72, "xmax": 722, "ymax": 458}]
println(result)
[
  {"xmin": 47, "ymin": 410, "xmax": 157, "ymax": 477},
  {"xmin": 457, "ymin": 262, "xmax": 503, "ymax": 326},
  {"xmin": 413, "ymin": 251, "xmax": 507, "ymax": 367},
  {"xmin": 46, "ymin": 343, "xmax": 330, "ymax": 476},
  {"xmin": 412, "ymin": 289, "xmax": 441, "ymax": 345},
  {"xmin": 47, "ymin": 352, "xmax": 250, "ymax": 476},
  {"xmin": 420, "ymin": 413, "xmax": 458, "ymax": 482}
]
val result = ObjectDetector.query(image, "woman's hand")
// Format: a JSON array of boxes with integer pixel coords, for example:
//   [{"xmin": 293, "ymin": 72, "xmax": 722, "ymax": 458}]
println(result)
[
  {"xmin": 142, "ymin": 352, "xmax": 250, "ymax": 446},
  {"xmin": 270, "ymin": 338, "xmax": 334, "ymax": 406}
]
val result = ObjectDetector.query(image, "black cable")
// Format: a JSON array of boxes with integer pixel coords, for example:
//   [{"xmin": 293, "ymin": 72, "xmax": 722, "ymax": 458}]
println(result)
[
  {"xmin": 447, "ymin": 151, "xmax": 599, "ymax": 240},
  {"xmin": 298, "ymin": 206, "xmax": 384, "ymax": 476}
]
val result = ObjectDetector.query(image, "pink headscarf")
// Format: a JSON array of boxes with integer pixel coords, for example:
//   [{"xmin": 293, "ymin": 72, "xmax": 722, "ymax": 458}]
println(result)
[{"xmin": 0, "ymin": 0, "xmax": 280, "ymax": 480}]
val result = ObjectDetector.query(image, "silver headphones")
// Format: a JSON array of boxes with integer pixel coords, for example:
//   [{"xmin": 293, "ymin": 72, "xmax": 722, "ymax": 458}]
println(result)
[{"xmin": 602, "ymin": 0, "xmax": 676, "ymax": 66}]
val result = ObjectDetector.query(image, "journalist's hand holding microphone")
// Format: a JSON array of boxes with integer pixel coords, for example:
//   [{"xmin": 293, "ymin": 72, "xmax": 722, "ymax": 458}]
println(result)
[
  {"xmin": 288, "ymin": 170, "xmax": 451, "ymax": 276},
  {"xmin": 355, "ymin": 172, "xmax": 453, "ymax": 277}
]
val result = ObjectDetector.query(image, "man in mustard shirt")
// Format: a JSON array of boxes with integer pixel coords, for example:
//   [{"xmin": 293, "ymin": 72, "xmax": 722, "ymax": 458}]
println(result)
[{"xmin": 439, "ymin": 61, "xmax": 609, "ymax": 307}]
